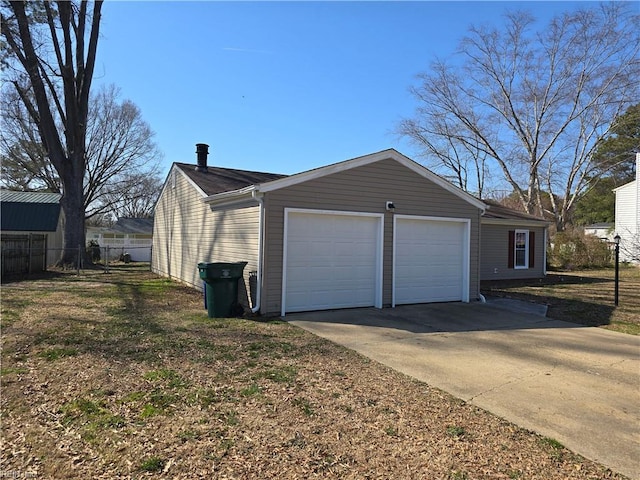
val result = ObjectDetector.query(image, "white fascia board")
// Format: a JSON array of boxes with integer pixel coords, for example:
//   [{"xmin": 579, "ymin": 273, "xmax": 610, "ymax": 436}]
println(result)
[
  {"xmin": 394, "ymin": 154, "xmax": 487, "ymax": 211},
  {"xmin": 202, "ymin": 185, "xmax": 257, "ymax": 208},
  {"xmin": 157, "ymin": 164, "xmax": 208, "ymax": 201},
  {"xmin": 613, "ymin": 180, "xmax": 636, "ymax": 193},
  {"xmin": 481, "ymin": 218, "xmax": 550, "ymax": 227},
  {"xmin": 153, "ymin": 164, "xmax": 207, "ymax": 215},
  {"xmin": 256, "ymin": 149, "xmax": 487, "ymax": 212},
  {"xmin": 178, "ymin": 167, "xmax": 208, "ymax": 197}
]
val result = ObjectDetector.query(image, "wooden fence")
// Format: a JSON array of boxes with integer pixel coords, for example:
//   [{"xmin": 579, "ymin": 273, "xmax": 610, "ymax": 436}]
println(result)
[{"xmin": 1, "ymin": 234, "xmax": 47, "ymax": 276}]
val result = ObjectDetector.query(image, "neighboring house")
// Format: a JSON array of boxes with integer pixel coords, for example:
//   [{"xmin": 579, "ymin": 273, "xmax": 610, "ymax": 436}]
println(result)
[
  {"xmin": 584, "ymin": 223, "xmax": 614, "ymax": 242},
  {"xmin": 152, "ymin": 146, "xmax": 486, "ymax": 316},
  {"xmin": 0, "ymin": 190, "xmax": 64, "ymax": 269},
  {"xmin": 479, "ymin": 200, "xmax": 548, "ymax": 281},
  {"xmin": 613, "ymin": 153, "xmax": 640, "ymax": 263},
  {"xmin": 87, "ymin": 218, "xmax": 154, "ymax": 262}
]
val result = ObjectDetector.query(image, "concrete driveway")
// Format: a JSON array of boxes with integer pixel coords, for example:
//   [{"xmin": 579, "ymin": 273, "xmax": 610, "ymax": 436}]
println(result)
[{"xmin": 288, "ymin": 302, "xmax": 640, "ymax": 479}]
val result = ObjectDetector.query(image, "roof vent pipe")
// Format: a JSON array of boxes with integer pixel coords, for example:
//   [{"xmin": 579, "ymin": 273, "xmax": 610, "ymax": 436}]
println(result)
[{"xmin": 195, "ymin": 143, "xmax": 209, "ymax": 172}]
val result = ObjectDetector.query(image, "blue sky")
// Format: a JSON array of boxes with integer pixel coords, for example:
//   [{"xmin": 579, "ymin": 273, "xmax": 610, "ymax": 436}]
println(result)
[{"xmin": 94, "ymin": 1, "xmax": 591, "ymax": 178}]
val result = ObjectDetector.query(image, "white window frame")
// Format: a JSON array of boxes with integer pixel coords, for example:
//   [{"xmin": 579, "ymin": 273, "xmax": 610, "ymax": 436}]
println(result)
[{"xmin": 514, "ymin": 229, "xmax": 529, "ymax": 269}]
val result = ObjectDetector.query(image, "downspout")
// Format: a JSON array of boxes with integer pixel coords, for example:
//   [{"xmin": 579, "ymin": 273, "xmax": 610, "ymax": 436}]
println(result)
[
  {"xmin": 477, "ymin": 208, "xmax": 485, "ymax": 302},
  {"xmin": 251, "ymin": 190, "xmax": 264, "ymax": 314}
]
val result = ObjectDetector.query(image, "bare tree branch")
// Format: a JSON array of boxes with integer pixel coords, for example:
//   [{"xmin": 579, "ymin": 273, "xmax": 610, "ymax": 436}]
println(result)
[{"xmin": 399, "ymin": 3, "xmax": 639, "ymax": 230}]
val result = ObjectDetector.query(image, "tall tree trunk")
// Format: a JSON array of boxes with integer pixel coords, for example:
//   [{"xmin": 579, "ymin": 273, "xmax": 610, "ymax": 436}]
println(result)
[
  {"xmin": 59, "ymin": 152, "xmax": 87, "ymax": 265},
  {"xmin": 2, "ymin": 0, "xmax": 103, "ymax": 268}
]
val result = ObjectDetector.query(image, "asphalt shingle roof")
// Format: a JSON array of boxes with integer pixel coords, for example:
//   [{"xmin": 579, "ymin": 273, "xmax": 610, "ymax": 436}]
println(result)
[
  {"xmin": 112, "ymin": 218, "xmax": 154, "ymax": 234},
  {"xmin": 482, "ymin": 199, "xmax": 547, "ymax": 222},
  {"xmin": 175, "ymin": 163, "xmax": 288, "ymax": 196}
]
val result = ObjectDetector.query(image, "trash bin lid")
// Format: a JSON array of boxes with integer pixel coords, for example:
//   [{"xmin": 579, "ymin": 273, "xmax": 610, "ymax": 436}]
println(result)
[{"xmin": 198, "ymin": 261, "xmax": 248, "ymax": 280}]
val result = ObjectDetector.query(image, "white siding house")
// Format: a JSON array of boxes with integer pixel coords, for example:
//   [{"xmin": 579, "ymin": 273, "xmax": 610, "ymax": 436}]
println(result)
[
  {"xmin": 613, "ymin": 153, "xmax": 640, "ymax": 263},
  {"xmin": 584, "ymin": 223, "xmax": 614, "ymax": 242},
  {"xmin": 87, "ymin": 218, "xmax": 154, "ymax": 262}
]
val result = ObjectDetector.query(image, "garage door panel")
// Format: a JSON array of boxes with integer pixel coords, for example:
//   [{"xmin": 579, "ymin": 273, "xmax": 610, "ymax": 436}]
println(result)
[
  {"xmin": 395, "ymin": 217, "xmax": 467, "ymax": 305},
  {"xmin": 285, "ymin": 211, "xmax": 381, "ymax": 313}
]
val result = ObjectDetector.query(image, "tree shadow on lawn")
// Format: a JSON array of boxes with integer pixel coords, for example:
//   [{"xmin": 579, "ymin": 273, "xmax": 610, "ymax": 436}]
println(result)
[
  {"xmin": 1, "ymin": 270, "xmax": 71, "ymax": 284},
  {"xmin": 19, "ymin": 280, "xmax": 174, "ymax": 364},
  {"xmin": 23, "ymin": 278, "xmax": 289, "ymax": 365},
  {"xmin": 482, "ymin": 272, "xmax": 611, "ymax": 290},
  {"xmin": 481, "ymin": 274, "xmax": 616, "ymax": 328},
  {"xmin": 1, "ymin": 264, "xmax": 148, "ymax": 285}
]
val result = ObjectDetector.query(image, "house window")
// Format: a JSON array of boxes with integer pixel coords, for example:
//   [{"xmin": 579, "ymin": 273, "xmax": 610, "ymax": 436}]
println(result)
[
  {"xmin": 508, "ymin": 230, "xmax": 535, "ymax": 270},
  {"xmin": 514, "ymin": 230, "xmax": 528, "ymax": 269}
]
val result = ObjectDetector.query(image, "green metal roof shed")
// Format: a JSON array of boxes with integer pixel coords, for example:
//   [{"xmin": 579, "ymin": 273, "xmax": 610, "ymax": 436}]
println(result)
[{"xmin": 0, "ymin": 191, "xmax": 63, "ymax": 232}]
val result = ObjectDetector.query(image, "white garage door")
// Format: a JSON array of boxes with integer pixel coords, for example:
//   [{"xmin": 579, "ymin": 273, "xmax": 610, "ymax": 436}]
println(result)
[
  {"xmin": 394, "ymin": 216, "xmax": 469, "ymax": 305},
  {"xmin": 283, "ymin": 209, "xmax": 382, "ymax": 314}
]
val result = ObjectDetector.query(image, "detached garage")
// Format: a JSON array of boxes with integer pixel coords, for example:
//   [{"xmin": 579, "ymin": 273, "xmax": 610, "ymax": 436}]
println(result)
[{"xmin": 152, "ymin": 146, "xmax": 486, "ymax": 316}]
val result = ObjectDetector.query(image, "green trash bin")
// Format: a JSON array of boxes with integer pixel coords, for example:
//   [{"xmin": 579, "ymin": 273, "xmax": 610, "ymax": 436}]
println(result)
[{"xmin": 198, "ymin": 262, "xmax": 248, "ymax": 318}]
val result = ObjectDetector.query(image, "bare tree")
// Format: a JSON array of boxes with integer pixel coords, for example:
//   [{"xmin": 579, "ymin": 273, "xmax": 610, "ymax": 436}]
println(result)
[
  {"xmin": 83, "ymin": 85, "xmax": 161, "ymax": 220},
  {"xmin": 399, "ymin": 4, "xmax": 639, "ymax": 230},
  {"xmin": 1, "ymin": 0, "xmax": 103, "ymax": 264},
  {"xmin": 0, "ymin": 89, "xmax": 62, "ymax": 192},
  {"xmin": 1, "ymin": 84, "xmax": 162, "ymax": 220},
  {"xmin": 103, "ymin": 172, "xmax": 163, "ymax": 219},
  {"xmin": 400, "ymin": 116, "xmax": 489, "ymax": 197},
  {"xmin": 1, "ymin": 85, "xmax": 162, "ymax": 220},
  {"xmin": 619, "ymin": 230, "xmax": 640, "ymax": 264}
]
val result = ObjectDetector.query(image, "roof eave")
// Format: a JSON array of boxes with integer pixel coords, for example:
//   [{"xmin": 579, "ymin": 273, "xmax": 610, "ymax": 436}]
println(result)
[
  {"xmin": 254, "ymin": 149, "xmax": 487, "ymax": 212},
  {"xmin": 202, "ymin": 185, "xmax": 258, "ymax": 209},
  {"xmin": 481, "ymin": 217, "xmax": 550, "ymax": 227},
  {"xmin": 613, "ymin": 179, "xmax": 636, "ymax": 192}
]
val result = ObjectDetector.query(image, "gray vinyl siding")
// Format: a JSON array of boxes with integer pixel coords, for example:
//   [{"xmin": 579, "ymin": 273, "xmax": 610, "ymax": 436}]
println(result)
[
  {"xmin": 261, "ymin": 158, "xmax": 482, "ymax": 315},
  {"xmin": 480, "ymin": 223, "xmax": 546, "ymax": 280},
  {"xmin": 152, "ymin": 169, "xmax": 260, "ymax": 309}
]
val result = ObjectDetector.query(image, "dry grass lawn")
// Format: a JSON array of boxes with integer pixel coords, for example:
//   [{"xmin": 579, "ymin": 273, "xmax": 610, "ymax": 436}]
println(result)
[
  {"xmin": 482, "ymin": 266, "xmax": 640, "ymax": 335},
  {"xmin": 0, "ymin": 265, "xmax": 629, "ymax": 479}
]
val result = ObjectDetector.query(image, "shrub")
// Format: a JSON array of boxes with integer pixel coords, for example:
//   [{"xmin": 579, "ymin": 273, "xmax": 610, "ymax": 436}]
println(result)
[
  {"xmin": 87, "ymin": 240, "xmax": 101, "ymax": 262},
  {"xmin": 549, "ymin": 229, "xmax": 612, "ymax": 269}
]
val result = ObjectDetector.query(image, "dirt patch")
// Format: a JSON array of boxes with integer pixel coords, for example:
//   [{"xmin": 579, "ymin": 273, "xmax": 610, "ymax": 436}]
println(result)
[{"xmin": 1, "ymin": 266, "xmax": 628, "ymax": 478}]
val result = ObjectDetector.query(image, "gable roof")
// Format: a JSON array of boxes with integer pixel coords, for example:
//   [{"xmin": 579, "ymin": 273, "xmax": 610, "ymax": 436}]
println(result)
[
  {"xmin": 175, "ymin": 163, "xmax": 287, "ymax": 196},
  {"xmin": 200, "ymin": 149, "xmax": 487, "ymax": 211},
  {"xmin": 585, "ymin": 222, "xmax": 614, "ymax": 230},
  {"xmin": 0, "ymin": 190, "xmax": 61, "ymax": 204},
  {"xmin": 613, "ymin": 152, "xmax": 639, "ymax": 193},
  {"xmin": 481, "ymin": 199, "xmax": 548, "ymax": 226},
  {"xmin": 613, "ymin": 179, "xmax": 637, "ymax": 193},
  {"xmin": 0, "ymin": 190, "xmax": 62, "ymax": 232},
  {"xmin": 112, "ymin": 218, "xmax": 154, "ymax": 235}
]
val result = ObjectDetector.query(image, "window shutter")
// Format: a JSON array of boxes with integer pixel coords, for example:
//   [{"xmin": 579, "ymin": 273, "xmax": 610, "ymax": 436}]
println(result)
[
  {"xmin": 529, "ymin": 231, "xmax": 535, "ymax": 268},
  {"xmin": 508, "ymin": 230, "xmax": 515, "ymax": 269}
]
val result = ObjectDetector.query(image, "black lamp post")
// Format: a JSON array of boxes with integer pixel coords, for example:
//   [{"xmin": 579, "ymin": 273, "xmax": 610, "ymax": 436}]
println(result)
[{"xmin": 614, "ymin": 234, "xmax": 621, "ymax": 306}]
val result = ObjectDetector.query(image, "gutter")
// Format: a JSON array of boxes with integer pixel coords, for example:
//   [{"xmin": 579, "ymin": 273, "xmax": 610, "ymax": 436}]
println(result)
[
  {"xmin": 251, "ymin": 189, "xmax": 264, "ymax": 314},
  {"xmin": 203, "ymin": 185, "xmax": 256, "ymax": 208}
]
